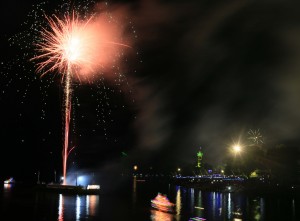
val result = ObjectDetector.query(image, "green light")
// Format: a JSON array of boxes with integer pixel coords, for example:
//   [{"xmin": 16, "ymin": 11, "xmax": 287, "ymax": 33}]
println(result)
[
  {"xmin": 196, "ymin": 148, "xmax": 204, "ymax": 169},
  {"xmin": 197, "ymin": 151, "xmax": 203, "ymax": 158}
]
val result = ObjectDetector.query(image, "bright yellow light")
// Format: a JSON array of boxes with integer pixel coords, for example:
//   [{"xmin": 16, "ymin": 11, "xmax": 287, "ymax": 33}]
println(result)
[
  {"xmin": 233, "ymin": 145, "xmax": 241, "ymax": 152},
  {"xmin": 133, "ymin": 165, "xmax": 138, "ymax": 171},
  {"xmin": 177, "ymin": 168, "xmax": 181, "ymax": 172}
]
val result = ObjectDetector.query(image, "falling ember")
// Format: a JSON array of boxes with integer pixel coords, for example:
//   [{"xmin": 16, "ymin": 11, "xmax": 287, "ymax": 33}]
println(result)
[{"xmin": 32, "ymin": 9, "xmax": 129, "ymax": 185}]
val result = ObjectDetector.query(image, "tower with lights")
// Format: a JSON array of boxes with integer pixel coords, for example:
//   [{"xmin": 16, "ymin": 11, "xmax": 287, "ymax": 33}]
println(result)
[{"xmin": 196, "ymin": 147, "xmax": 204, "ymax": 175}]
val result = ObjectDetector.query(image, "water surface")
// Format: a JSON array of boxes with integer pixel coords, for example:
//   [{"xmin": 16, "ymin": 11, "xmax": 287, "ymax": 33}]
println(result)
[{"xmin": 1, "ymin": 180, "xmax": 299, "ymax": 221}]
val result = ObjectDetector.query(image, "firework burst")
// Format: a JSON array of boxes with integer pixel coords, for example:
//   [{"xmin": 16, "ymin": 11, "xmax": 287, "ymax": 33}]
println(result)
[
  {"xmin": 32, "ymin": 10, "xmax": 130, "ymax": 81},
  {"xmin": 247, "ymin": 129, "xmax": 264, "ymax": 146},
  {"xmin": 2, "ymin": 0, "xmax": 137, "ymax": 185},
  {"xmin": 32, "ymin": 13, "xmax": 94, "ymax": 78},
  {"xmin": 31, "ymin": 5, "xmax": 131, "ymax": 184}
]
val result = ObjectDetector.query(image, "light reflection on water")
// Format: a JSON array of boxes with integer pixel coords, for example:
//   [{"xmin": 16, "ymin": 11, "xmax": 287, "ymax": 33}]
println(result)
[
  {"xmin": 292, "ymin": 199, "xmax": 295, "ymax": 218},
  {"xmin": 150, "ymin": 209, "xmax": 174, "ymax": 221},
  {"xmin": 176, "ymin": 187, "xmax": 181, "ymax": 215},
  {"xmin": 57, "ymin": 194, "xmax": 99, "ymax": 221},
  {"xmin": 195, "ymin": 190, "xmax": 204, "ymax": 217},
  {"xmin": 4, "ymin": 184, "xmax": 12, "ymax": 189},
  {"xmin": 148, "ymin": 183, "xmax": 266, "ymax": 221},
  {"xmin": 86, "ymin": 195, "xmax": 99, "ymax": 216},
  {"xmin": 228, "ymin": 193, "xmax": 232, "ymax": 219},
  {"xmin": 58, "ymin": 194, "xmax": 63, "ymax": 221},
  {"xmin": 76, "ymin": 196, "xmax": 81, "ymax": 221},
  {"xmin": 1, "ymin": 181, "xmax": 298, "ymax": 221}
]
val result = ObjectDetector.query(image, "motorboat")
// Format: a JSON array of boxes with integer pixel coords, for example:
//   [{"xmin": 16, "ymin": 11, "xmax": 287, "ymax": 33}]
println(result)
[
  {"xmin": 4, "ymin": 177, "xmax": 15, "ymax": 184},
  {"xmin": 151, "ymin": 193, "xmax": 175, "ymax": 213}
]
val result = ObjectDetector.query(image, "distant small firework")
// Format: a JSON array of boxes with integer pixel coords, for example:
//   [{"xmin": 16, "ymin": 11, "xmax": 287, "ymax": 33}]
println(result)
[{"xmin": 247, "ymin": 129, "xmax": 263, "ymax": 146}]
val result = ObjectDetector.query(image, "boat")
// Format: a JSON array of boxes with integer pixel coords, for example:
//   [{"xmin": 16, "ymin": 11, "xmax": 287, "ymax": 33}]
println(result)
[
  {"xmin": 151, "ymin": 193, "xmax": 175, "ymax": 213},
  {"xmin": 4, "ymin": 177, "xmax": 15, "ymax": 184},
  {"xmin": 36, "ymin": 183, "xmax": 101, "ymax": 195}
]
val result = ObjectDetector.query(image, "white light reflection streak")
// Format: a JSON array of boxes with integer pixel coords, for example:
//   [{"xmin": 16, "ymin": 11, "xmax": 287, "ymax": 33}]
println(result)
[
  {"xmin": 213, "ymin": 192, "xmax": 216, "ymax": 203},
  {"xmin": 212, "ymin": 192, "xmax": 216, "ymax": 219},
  {"xmin": 86, "ymin": 195, "xmax": 89, "ymax": 216},
  {"xmin": 218, "ymin": 193, "xmax": 223, "ymax": 216},
  {"xmin": 58, "ymin": 194, "xmax": 64, "ymax": 221},
  {"xmin": 227, "ymin": 193, "xmax": 232, "ymax": 220},
  {"xmin": 76, "ymin": 196, "xmax": 81, "ymax": 221},
  {"xmin": 190, "ymin": 188, "xmax": 194, "ymax": 214}
]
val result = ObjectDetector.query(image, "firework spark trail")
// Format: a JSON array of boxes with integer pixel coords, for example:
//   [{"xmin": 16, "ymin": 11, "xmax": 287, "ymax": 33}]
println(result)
[
  {"xmin": 32, "ymin": 8, "xmax": 130, "ymax": 185},
  {"xmin": 63, "ymin": 67, "xmax": 71, "ymax": 185}
]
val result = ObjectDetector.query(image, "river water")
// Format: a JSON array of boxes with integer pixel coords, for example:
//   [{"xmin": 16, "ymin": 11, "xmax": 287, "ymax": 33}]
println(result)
[{"xmin": 1, "ymin": 178, "xmax": 299, "ymax": 221}]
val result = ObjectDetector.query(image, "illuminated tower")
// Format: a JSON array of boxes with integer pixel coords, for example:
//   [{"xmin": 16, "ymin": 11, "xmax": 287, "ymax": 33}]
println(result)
[{"xmin": 196, "ymin": 147, "xmax": 204, "ymax": 175}]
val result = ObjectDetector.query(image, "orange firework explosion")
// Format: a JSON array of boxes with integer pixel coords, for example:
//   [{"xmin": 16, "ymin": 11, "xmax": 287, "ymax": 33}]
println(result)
[
  {"xmin": 32, "ymin": 10, "xmax": 129, "ymax": 185},
  {"xmin": 32, "ymin": 12, "xmax": 93, "ymax": 78},
  {"xmin": 32, "ymin": 10, "xmax": 129, "ymax": 80}
]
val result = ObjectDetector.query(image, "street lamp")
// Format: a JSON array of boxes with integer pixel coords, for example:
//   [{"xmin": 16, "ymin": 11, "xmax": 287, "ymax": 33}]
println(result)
[
  {"xmin": 232, "ymin": 144, "xmax": 243, "ymax": 158},
  {"xmin": 177, "ymin": 168, "xmax": 181, "ymax": 176},
  {"xmin": 233, "ymin": 145, "xmax": 241, "ymax": 153},
  {"xmin": 133, "ymin": 165, "xmax": 138, "ymax": 177},
  {"xmin": 231, "ymin": 143, "xmax": 244, "ymax": 176}
]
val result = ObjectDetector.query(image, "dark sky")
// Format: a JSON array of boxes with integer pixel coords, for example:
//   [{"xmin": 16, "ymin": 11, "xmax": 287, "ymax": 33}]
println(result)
[{"xmin": 1, "ymin": 0, "xmax": 300, "ymax": 181}]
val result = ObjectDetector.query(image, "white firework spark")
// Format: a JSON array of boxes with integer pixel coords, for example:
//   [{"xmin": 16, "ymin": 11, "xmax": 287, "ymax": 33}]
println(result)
[{"xmin": 248, "ymin": 129, "xmax": 264, "ymax": 146}]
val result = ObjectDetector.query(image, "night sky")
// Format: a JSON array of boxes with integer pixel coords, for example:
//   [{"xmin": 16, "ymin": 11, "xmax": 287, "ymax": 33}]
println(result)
[{"xmin": 1, "ymin": 0, "xmax": 300, "ymax": 182}]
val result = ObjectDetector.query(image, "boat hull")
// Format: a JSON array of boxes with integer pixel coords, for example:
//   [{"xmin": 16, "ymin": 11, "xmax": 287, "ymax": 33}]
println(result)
[{"xmin": 36, "ymin": 184, "xmax": 100, "ymax": 195}]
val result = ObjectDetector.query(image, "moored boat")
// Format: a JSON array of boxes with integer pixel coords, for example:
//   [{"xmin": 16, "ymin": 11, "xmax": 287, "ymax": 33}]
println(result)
[
  {"xmin": 36, "ymin": 183, "xmax": 101, "ymax": 195},
  {"xmin": 4, "ymin": 177, "xmax": 15, "ymax": 184}
]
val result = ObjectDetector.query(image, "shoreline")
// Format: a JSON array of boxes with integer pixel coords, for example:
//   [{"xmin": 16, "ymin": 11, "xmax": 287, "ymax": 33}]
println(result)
[{"xmin": 170, "ymin": 177, "xmax": 299, "ymax": 196}]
